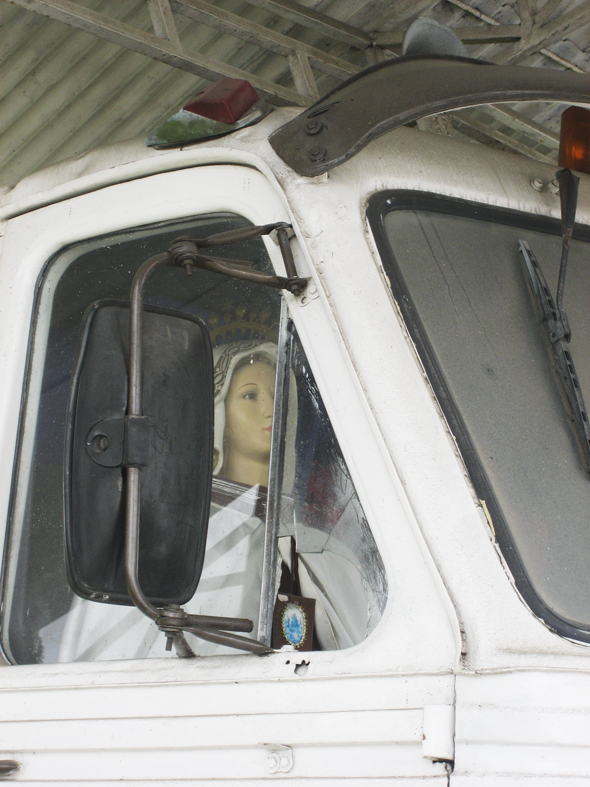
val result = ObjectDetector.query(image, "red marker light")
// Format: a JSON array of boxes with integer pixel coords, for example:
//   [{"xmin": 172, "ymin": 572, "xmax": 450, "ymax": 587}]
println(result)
[
  {"xmin": 559, "ymin": 105, "xmax": 590, "ymax": 176},
  {"xmin": 183, "ymin": 78, "xmax": 259, "ymax": 125}
]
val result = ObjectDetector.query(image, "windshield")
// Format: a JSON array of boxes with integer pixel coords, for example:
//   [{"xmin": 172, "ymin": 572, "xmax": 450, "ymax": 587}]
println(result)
[{"xmin": 369, "ymin": 191, "xmax": 590, "ymax": 641}]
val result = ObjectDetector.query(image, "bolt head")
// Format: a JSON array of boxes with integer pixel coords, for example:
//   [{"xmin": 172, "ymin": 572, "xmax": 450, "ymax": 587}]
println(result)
[
  {"xmin": 308, "ymin": 145, "xmax": 327, "ymax": 162},
  {"xmin": 305, "ymin": 119, "xmax": 324, "ymax": 135},
  {"xmin": 90, "ymin": 433, "xmax": 109, "ymax": 453}
]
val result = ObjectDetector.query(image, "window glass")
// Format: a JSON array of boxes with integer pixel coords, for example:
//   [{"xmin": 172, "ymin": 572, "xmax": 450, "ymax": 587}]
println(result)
[
  {"xmin": 370, "ymin": 192, "xmax": 590, "ymax": 640},
  {"xmin": 2, "ymin": 214, "xmax": 386, "ymax": 663},
  {"xmin": 278, "ymin": 333, "xmax": 388, "ymax": 649},
  {"xmin": 2, "ymin": 215, "xmax": 280, "ymax": 664}
]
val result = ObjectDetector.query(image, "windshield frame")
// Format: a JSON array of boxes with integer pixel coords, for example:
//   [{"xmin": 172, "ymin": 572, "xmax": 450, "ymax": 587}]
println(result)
[{"xmin": 368, "ymin": 189, "xmax": 590, "ymax": 644}]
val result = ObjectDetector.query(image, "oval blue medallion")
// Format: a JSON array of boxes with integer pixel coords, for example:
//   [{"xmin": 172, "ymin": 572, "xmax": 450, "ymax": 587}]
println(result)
[{"xmin": 281, "ymin": 603, "xmax": 306, "ymax": 647}]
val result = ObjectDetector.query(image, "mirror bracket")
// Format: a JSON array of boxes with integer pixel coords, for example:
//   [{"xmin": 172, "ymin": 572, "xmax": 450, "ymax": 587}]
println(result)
[
  {"xmin": 124, "ymin": 222, "xmax": 301, "ymax": 658},
  {"xmin": 167, "ymin": 226, "xmax": 308, "ymax": 296},
  {"xmin": 122, "ymin": 415, "xmax": 152, "ymax": 469}
]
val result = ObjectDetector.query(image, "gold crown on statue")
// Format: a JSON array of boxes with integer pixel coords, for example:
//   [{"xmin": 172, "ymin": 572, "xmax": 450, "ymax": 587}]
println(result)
[{"xmin": 207, "ymin": 302, "xmax": 278, "ymax": 348}]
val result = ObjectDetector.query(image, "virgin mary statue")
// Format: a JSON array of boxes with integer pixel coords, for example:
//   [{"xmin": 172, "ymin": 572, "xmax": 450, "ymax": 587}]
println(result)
[{"xmin": 58, "ymin": 338, "xmax": 385, "ymax": 661}]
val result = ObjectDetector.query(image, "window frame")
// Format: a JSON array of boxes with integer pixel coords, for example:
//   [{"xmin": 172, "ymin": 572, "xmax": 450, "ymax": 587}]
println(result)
[
  {"xmin": 0, "ymin": 161, "xmax": 459, "ymax": 682},
  {"xmin": 0, "ymin": 169, "xmax": 390, "ymax": 667},
  {"xmin": 367, "ymin": 189, "xmax": 590, "ymax": 644},
  {"xmin": 0, "ymin": 211, "xmax": 284, "ymax": 664}
]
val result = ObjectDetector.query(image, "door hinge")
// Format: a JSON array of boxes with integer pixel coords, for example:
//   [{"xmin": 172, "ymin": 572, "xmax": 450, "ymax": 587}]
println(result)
[{"xmin": 422, "ymin": 704, "xmax": 455, "ymax": 762}]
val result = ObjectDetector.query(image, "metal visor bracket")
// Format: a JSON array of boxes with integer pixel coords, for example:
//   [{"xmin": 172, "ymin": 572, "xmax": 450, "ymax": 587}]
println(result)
[{"xmin": 269, "ymin": 55, "xmax": 590, "ymax": 177}]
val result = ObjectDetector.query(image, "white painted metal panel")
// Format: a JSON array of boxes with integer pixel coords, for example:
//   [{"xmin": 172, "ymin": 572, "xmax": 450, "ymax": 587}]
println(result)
[
  {"xmin": 0, "ymin": 673, "xmax": 453, "ymax": 780},
  {"xmin": 454, "ymin": 671, "xmax": 590, "ymax": 780},
  {"xmin": 270, "ymin": 121, "xmax": 590, "ymax": 675}
]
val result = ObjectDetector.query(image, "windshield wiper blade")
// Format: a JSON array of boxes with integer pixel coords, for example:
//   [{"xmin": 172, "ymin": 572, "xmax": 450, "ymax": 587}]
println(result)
[{"xmin": 519, "ymin": 168, "xmax": 590, "ymax": 471}]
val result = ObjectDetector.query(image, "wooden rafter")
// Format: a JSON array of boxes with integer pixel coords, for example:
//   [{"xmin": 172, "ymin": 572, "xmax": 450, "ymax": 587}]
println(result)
[
  {"xmin": 497, "ymin": 0, "xmax": 590, "ymax": 64},
  {"xmin": 7, "ymin": 0, "xmax": 363, "ymax": 107},
  {"xmin": 147, "ymin": 0, "xmax": 181, "ymax": 47},
  {"xmin": 451, "ymin": 113, "xmax": 558, "ymax": 165},
  {"xmin": 490, "ymin": 104, "xmax": 559, "ymax": 144},
  {"xmin": 447, "ymin": 0, "xmax": 588, "ymax": 70},
  {"xmin": 368, "ymin": 0, "xmax": 436, "ymax": 31},
  {"xmin": 442, "ymin": 0, "xmax": 585, "ymax": 155},
  {"xmin": 241, "ymin": 0, "xmax": 372, "ymax": 49},
  {"xmin": 171, "ymin": 0, "xmax": 360, "ymax": 82},
  {"xmin": 288, "ymin": 51, "xmax": 320, "ymax": 99},
  {"xmin": 535, "ymin": 0, "xmax": 563, "ymax": 27},
  {"xmin": 375, "ymin": 25, "xmax": 522, "ymax": 47},
  {"xmin": 515, "ymin": 0, "xmax": 535, "ymax": 36},
  {"xmin": 6, "ymin": 0, "xmax": 588, "ymax": 166}
]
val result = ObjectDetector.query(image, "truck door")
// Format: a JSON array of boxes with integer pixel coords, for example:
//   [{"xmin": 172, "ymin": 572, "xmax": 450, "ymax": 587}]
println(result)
[{"xmin": 0, "ymin": 160, "xmax": 457, "ymax": 782}]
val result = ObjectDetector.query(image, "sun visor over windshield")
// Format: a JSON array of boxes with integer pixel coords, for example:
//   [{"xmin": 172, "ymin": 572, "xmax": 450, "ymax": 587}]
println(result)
[{"xmin": 269, "ymin": 55, "xmax": 590, "ymax": 177}]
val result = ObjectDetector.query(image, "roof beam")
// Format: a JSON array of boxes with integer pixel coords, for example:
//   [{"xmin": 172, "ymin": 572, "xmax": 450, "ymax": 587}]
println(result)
[
  {"xmin": 490, "ymin": 104, "xmax": 559, "ymax": 143},
  {"xmin": 369, "ymin": 0, "xmax": 436, "ymax": 30},
  {"xmin": 171, "ymin": 0, "xmax": 360, "ymax": 81},
  {"xmin": 496, "ymin": 1, "xmax": 590, "ymax": 64},
  {"xmin": 516, "ymin": 0, "xmax": 535, "ymax": 36},
  {"xmin": 535, "ymin": 0, "xmax": 563, "ymax": 27},
  {"xmin": 375, "ymin": 25, "xmax": 522, "ymax": 47},
  {"xmin": 452, "ymin": 113, "xmax": 558, "ymax": 164},
  {"xmin": 288, "ymin": 51, "xmax": 320, "ymax": 98},
  {"xmin": 365, "ymin": 46, "xmax": 389, "ymax": 66},
  {"xmin": 8, "ymin": 0, "xmax": 311, "ymax": 106},
  {"xmin": 147, "ymin": 0, "xmax": 181, "ymax": 48},
  {"xmin": 447, "ymin": 0, "xmax": 588, "ymax": 74},
  {"xmin": 240, "ymin": 0, "xmax": 372, "ymax": 49}
]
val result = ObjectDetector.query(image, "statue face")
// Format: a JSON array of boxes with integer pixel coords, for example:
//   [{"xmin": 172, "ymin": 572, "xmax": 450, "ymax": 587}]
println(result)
[{"xmin": 223, "ymin": 360, "xmax": 274, "ymax": 466}]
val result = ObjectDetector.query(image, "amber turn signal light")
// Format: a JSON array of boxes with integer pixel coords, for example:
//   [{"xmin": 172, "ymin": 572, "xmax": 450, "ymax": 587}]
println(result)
[{"xmin": 559, "ymin": 106, "xmax": 590, "ymax": 176}]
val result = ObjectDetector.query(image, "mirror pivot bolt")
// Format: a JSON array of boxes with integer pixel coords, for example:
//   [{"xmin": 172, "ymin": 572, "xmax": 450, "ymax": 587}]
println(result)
[
  {"xmin": 169, "ymin": 237, "xmax": 199, "ymax": 269},
  {"xmin": 308, "ymin": 146, "xmax": 326, "ymax": 162},
  {"xmin": 90, "ymin": 434, "xmax": 109, "ymax": 453},
  {"xmin": 305, "ymin": 119, "xmax": 324, "ymax": 135}
]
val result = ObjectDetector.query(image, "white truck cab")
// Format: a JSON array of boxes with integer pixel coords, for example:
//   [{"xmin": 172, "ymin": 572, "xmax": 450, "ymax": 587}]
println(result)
[{"xmin": 1, "ymin": 49, "xmax": 590, "ymax": 784}]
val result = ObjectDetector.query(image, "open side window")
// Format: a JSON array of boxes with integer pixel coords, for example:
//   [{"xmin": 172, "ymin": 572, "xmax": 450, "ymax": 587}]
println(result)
[{"xmin": 1, "ymin": 213, "xmax": 386, "ymax": 664}]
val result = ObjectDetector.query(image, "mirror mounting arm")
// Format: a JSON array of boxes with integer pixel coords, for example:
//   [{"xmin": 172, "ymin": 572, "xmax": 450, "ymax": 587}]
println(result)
[
  {"xmin": 168, "ymin": 232, "xmax": 307, "ymax": 296},
  {"xmin": 126, "ymin": 252, "xmax": 170, "ymax": 624}
]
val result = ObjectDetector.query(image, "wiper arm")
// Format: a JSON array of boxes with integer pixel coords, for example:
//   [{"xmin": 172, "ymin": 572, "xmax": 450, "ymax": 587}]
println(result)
[
  {"xmin": 519, "ymin": 167, "xmax": 590, "ymax": 471},
  {"xmin": 556, "ymin": 168, "xmax": 579, "ymax": 321}
]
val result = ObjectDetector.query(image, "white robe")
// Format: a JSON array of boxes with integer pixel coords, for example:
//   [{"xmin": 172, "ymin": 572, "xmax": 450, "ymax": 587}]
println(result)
[{"xmin": 58, "ymin": 485, "xmax": 383, "ymax": 662}]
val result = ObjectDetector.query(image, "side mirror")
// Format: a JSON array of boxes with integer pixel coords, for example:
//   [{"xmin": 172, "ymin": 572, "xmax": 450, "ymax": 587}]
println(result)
[
  {"xmin": 62, "ymin": 226, "xmax": 304, "ymax": 657},
  {"xmin": 64, "ymin": 300, "xmax": 214, "ymax": 606}
]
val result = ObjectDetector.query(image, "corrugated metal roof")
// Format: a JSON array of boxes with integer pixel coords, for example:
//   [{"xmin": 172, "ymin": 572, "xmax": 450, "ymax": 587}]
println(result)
[{"xmin": 0, "ymin": 0, "xmax": 589, "ymax": 186}]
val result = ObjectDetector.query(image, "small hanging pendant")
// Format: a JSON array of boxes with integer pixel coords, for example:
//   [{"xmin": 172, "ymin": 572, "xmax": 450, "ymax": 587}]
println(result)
[{"xmin": 272, "ymin": 593, "xmax": 315, "ymax": 650}]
